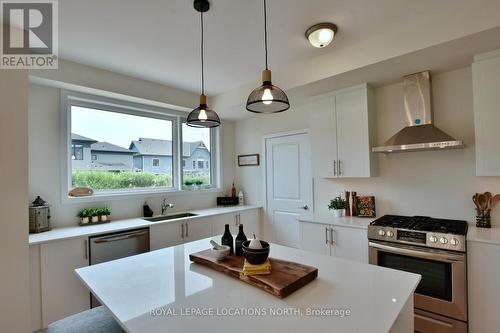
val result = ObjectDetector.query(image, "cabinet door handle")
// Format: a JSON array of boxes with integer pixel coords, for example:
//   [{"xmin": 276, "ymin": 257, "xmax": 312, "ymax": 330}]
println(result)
[
  {"xmin": 330, "ymin": 228, "xmax": 335, "ymax": 245},
  {"xmin": 338, "ymin": 160, "xmax": 342, "ymax": 176},
  {"xmin": 84, "ymin": 239, "xmax": 88, "ymax": 260},
  {"xmin": 181, "ymin": 223, "xmax": 185, "ymax": 239},
  {"xmin": 185, "ymin": 223, "xmax": 189, "ymax": 238},
  {"xmin": 325, "ymin": 227, "xmax": 329, "ymax": 244},
  {"xmin": 333, "ymin": 160, "xmax": 337, "ymax": 176}
]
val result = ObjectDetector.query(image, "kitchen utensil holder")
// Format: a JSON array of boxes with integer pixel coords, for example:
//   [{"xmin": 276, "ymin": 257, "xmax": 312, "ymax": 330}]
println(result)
[{"xmin": 476, "ymin": 208, "xmax": 491, "ymax": 228}]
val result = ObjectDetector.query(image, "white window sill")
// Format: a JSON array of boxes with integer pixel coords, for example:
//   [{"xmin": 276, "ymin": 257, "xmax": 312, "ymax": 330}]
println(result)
[{"xmin": 61, "ymin": 187, "xmax": 223, "ymax": 204}]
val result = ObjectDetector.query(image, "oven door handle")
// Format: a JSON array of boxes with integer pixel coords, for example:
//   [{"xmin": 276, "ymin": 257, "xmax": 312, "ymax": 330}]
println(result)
[{"xmin": 369, "ymin": 242, "xmax": 465, "ymax": 262}]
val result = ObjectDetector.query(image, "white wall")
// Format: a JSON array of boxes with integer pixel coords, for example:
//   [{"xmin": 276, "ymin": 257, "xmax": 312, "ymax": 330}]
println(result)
[
  {"xmin": 0, "ymin": 70, "xmax": 31, "ymax": 332},
  {"xmin": 232, "ymin": 67, "xmax": 500, "ymax": 226},
  {"xmin": 29, "ymin": 63, "xmax": 235, "ymax": 228}
]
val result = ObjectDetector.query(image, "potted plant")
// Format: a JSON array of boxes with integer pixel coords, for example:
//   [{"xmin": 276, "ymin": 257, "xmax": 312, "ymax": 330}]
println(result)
[
  {"xmin": 90, "ymin": 208, "xmax": 100, "ymax": 223},
  {"xmin": 77, "ymin": 208, "xmax": 90, "ymax": 224},
  {"xmin": 328, "ymin": 196, "xmax": 347, "ymax": 217},
  {"xmin": 99, "ymin": 207, "xmax": 112, "ymax": 222},
  {"xmin": 194, "ymin": 179, "xmax": 204, "ymax": 187},
  {"xmin": 184, "ymin": 179, "xmax": 193, "ymax": 187}
]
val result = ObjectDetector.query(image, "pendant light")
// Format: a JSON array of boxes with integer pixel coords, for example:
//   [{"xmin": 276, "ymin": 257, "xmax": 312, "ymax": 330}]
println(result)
[
  {"xmin": 246, "ymin": 0, "xmax": 290, "ymax": 114},
  {"xmin": 187, "ymin": 0, "xmax": 220, "ymax": 128}
]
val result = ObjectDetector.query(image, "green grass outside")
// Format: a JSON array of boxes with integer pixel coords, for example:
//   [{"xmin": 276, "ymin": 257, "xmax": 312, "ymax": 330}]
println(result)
[
  {"xmin": 72, "ymin": 171, "xmax": 172, "ymax": 189},
  {"xmin": 72, "ymin": 171, "xmax": 210, "ymax": 190}
]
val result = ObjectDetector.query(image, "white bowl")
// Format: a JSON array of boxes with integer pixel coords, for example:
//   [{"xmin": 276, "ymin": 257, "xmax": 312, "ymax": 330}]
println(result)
[{"xmin": 211, "ymin": 245, "xmax": 230, "ymax": 261}]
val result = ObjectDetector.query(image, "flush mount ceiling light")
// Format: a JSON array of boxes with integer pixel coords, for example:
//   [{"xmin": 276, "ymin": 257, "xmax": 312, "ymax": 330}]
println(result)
[
  {"xmin": 305, "ymin": 22, "xmax": 338, "ymax": 48},
  {"xmin": 246, "ymin": 0, "xmax": 290, "ymax": 114},
  {"xmin": 187, "ymin": 0, "xmax": 220, "ymax": 128}
]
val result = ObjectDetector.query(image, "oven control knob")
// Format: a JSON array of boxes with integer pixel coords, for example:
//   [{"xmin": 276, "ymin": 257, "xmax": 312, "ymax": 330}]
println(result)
[
  {"xmin": 386, "ymin": 231, "xmax": 394, "ymax": 237},
  {"xmin": 450, "ymin": 238, "xmax": 459, "ymax": 246},
  {"xmin": 378, "ymin": 229, "xmax": 386, "ymax": 236},
  {"xmin": 439, "ymin": 237, "xmax": 448, "ymax": 244},
  {"xmin": 429, "ymin": 235, "xmax": 437, "ymax": 243}
]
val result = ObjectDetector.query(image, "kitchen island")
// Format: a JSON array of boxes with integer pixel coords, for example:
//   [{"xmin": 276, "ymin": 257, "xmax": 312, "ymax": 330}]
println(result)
[{"xmin": 75, "ymin": 237, "xmax": 420, "ymax": 333}]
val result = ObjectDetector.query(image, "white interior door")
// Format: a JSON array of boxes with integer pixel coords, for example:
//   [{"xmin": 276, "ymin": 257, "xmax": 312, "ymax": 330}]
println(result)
[{"xmin": 265, "ymin": 132, "xmax": 312, "ymax": 248}]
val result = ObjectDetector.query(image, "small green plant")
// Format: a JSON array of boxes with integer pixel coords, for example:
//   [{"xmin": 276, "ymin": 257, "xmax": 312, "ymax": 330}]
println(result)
[
  {"xmin": 88, "ymin": 208, "xmax": 100, "ymax": 217},
  {"xmin": 184, "ymin": 180, "xmax": 194, "ymax": 186},
  {"xmin": 194, "ymin": 179, "xmax": 204, "ymax": 186},
  {"xmin": 76, "ymin": 208, "xmax": 92, "ymax": 218},
  {"xmin": 101, "ymin": 207, "xmax": 112, "ymax": 216},
  {"xmin": 328, "ymin": 196, "xmax": 346, "ymax": 210}
]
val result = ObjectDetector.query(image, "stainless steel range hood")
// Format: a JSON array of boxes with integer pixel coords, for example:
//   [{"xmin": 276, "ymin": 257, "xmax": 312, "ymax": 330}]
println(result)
[{"xmin": 372, "ymin": 71, "xmax": 464, "ymax": 153}]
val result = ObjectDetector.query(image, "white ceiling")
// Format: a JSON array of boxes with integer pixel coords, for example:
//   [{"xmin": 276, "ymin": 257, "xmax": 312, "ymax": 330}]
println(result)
[{"xmin": 59, "ymin": 0, "xmax": 500, "ymax": 98}]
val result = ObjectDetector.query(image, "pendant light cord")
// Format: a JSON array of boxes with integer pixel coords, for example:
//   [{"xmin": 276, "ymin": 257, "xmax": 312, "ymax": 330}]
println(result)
[
  {"xmin": 264, "ymin": 0, "xmax": 268, "ymax": 70},
  {"xmin": 201, "ymin": 11, "xmax": 205, "ymax": 96}
]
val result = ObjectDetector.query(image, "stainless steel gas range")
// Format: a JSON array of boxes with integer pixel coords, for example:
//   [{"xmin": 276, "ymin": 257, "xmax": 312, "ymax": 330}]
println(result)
[{"xmin": 368, "ymin": 215, "xmax": 468, "ymax": 333}]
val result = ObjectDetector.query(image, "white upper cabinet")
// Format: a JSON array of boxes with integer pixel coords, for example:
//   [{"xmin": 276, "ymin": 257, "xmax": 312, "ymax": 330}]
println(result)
[
  {"xmin": 309, "ymin": 96, "xmax": 337, "ymax": 178},
  {"xmin": 473, "ymin": 50, "xmax": 500, "ymax": 176},
  {"xmin": 308, "ymin": 84, "xmax": 376, "ymax": 178}
]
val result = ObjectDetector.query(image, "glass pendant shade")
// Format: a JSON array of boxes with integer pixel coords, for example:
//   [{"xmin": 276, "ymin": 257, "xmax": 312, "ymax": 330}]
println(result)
[
  {"xmin": 187, "ymin": 94, "xmax": 220, "ymax": 128},
  {"xmin": 246, "ymin": 69, "xmax": 290, "ymax": 113}
]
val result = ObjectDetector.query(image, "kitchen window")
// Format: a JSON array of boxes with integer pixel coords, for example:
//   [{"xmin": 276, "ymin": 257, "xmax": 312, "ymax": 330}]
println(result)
[
  {"xmin": 181, "ymin": 123, "xmax": 214, "ymax": 189},
  {"xmin": 61, "ymin": 91, "xmax": 220, "ymax": 201}
]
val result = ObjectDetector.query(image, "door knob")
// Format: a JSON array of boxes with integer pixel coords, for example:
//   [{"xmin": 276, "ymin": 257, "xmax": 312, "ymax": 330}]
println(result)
[{"xmin": 298, "ymin": 205, "xmax": 309, "ymax": 210}]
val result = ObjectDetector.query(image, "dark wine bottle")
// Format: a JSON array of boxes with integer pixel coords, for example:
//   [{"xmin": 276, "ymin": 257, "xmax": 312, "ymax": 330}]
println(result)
[
  {"xmin": 221, "ymin": 224, "xmax": 234, "ymax": 254},
  {"xmin": 235, "ymin": 224, "xmax": 247, "ymax": 256}
]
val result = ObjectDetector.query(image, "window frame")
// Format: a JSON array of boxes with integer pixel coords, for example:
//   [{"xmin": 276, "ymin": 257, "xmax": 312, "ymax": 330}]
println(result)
[
  {"xmin": 61, "ymin": 90, "xmax": 221, "ymax": 203},
  {"xmin": 180, "ymin": 121, "xmax": 219, "ymax": 190},
  {"xmin": 152, "ymin": 158, "xmax": 160, "ymax": 167}
]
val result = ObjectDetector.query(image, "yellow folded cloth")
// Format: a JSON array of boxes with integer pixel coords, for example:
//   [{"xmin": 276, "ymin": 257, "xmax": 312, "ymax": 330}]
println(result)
[{"xmin": 242, "ymin": 259, "xmax": 271, "ymax": 276}]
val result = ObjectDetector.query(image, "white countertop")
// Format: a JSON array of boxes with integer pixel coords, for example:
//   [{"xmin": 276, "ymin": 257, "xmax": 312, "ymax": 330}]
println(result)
[
  {"xmin": 29, "ymin": 205, "xmax": 260, "ymax": 245},
  {"xmin": 298, "ymin": 213, "xmax": 375, "ymax": 229},
  {"xmin": 467, "ymin": 225, "xmax": 500, "ymax": 245},
  {"xmin": 75, "ymin": 237, "xmax": 420, "ymax": 333}
]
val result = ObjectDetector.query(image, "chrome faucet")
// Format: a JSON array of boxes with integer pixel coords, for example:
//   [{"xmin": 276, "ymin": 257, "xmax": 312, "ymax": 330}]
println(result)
[{"xmin": 161, "ymin": 198, "xmax": 174, "ymax": 215}]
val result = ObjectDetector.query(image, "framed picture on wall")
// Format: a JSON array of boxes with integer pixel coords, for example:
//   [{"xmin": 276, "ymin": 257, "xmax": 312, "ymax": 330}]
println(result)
[{"xmin": 238, "ymin": 154, "xmax": 260, "ymax": 167}]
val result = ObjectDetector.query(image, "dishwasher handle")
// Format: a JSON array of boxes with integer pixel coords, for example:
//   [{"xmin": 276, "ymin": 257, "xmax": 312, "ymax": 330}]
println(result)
[{"xmin": 93, "ymin": 230, "xmax": 149, "ymax": 243}]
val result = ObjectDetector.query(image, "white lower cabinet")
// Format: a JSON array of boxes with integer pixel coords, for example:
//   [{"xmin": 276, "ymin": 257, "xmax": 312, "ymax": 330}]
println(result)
[
  {"xmin": 150, "ymin": 217, "xmax": 213, "ymax": 250},
  {"xmin": 301, "ymin": 222, "xmax": 331, "ymax": 256},
  {"xmin": 184, "ymin": 217, "xmax": 213, "ymax": 242},
  {"xmin": 468, "ymin": 241, "xmax": 500, "ymax": 332},
  {"xmin": 212, "ymin": 209, "xmax": 261, "ymax": 238},
  {"xmin": 212, "ymin": 213, "xmax": 239, "ymax": 236},
  {"xmin": 40, "ymin": 237, "xmax": 90, "ymax": 327},
  {"xmin": 300, "ymin": 222, "xmax": 368, "ymax": 263},
  {"xmin": 150, "ymin": 221, "xmax": 184, "ymax": 250}
]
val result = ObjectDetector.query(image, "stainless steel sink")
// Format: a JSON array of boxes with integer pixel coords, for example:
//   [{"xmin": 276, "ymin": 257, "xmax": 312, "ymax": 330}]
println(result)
[{"xmin": 143, "ymin": 213, "xmax": 198, "ymax": 222}]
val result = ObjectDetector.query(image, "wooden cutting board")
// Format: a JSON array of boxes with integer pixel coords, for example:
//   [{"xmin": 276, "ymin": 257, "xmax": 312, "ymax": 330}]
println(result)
[{"xmin": 189, "ymin": 250, "xmax": 318, "ymax": 298}]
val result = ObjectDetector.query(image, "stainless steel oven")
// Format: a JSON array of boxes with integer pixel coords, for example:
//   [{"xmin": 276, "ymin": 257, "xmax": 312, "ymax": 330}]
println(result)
[{"xmin": 369, "ymin": 241, "xmax": 468, "ymax": 333}]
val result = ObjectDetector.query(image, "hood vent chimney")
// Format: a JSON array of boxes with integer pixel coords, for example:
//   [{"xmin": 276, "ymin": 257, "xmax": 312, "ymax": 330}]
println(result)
[{"xmin": 372, "ymin": 71, "xmax": 464, "ymax": 153}]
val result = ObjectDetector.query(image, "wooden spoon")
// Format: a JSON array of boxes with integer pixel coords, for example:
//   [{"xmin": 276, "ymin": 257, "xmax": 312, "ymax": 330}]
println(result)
[
  {"xmin": 472, "ymin": 194, "xmax": 480, "ymax": 210},
  {"xmin": 485, "ymin": 192, "xmax": 493, "ymax": 209},
  {"xmin": 491, "ymin": 194, "xmax": 500, "ymax": 208},
  {"xmin": 477, "ymin": 194, "xmax": 489, "ymax": 211}
]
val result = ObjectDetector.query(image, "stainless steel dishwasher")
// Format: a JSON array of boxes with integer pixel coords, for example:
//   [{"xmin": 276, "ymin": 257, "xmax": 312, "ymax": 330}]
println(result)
[{"xmin": 89, "ymin": 228, "xmax": 150, "ymax": 307}]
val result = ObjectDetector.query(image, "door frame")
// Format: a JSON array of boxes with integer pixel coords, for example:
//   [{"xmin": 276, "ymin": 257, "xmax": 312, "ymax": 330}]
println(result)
[{"xmin": 262, "ymin": 129, "xmax": 313, "ymax": 240}]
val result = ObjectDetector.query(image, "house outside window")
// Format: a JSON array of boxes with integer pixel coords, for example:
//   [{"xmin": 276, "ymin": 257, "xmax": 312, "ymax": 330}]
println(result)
[
  {"xmin": 63, "ymin": 91, "xmax": 220, "ymax": 201},
  {"xmin": 72, "ymin": 144, "xmax": 83, "ymax": 160}
]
